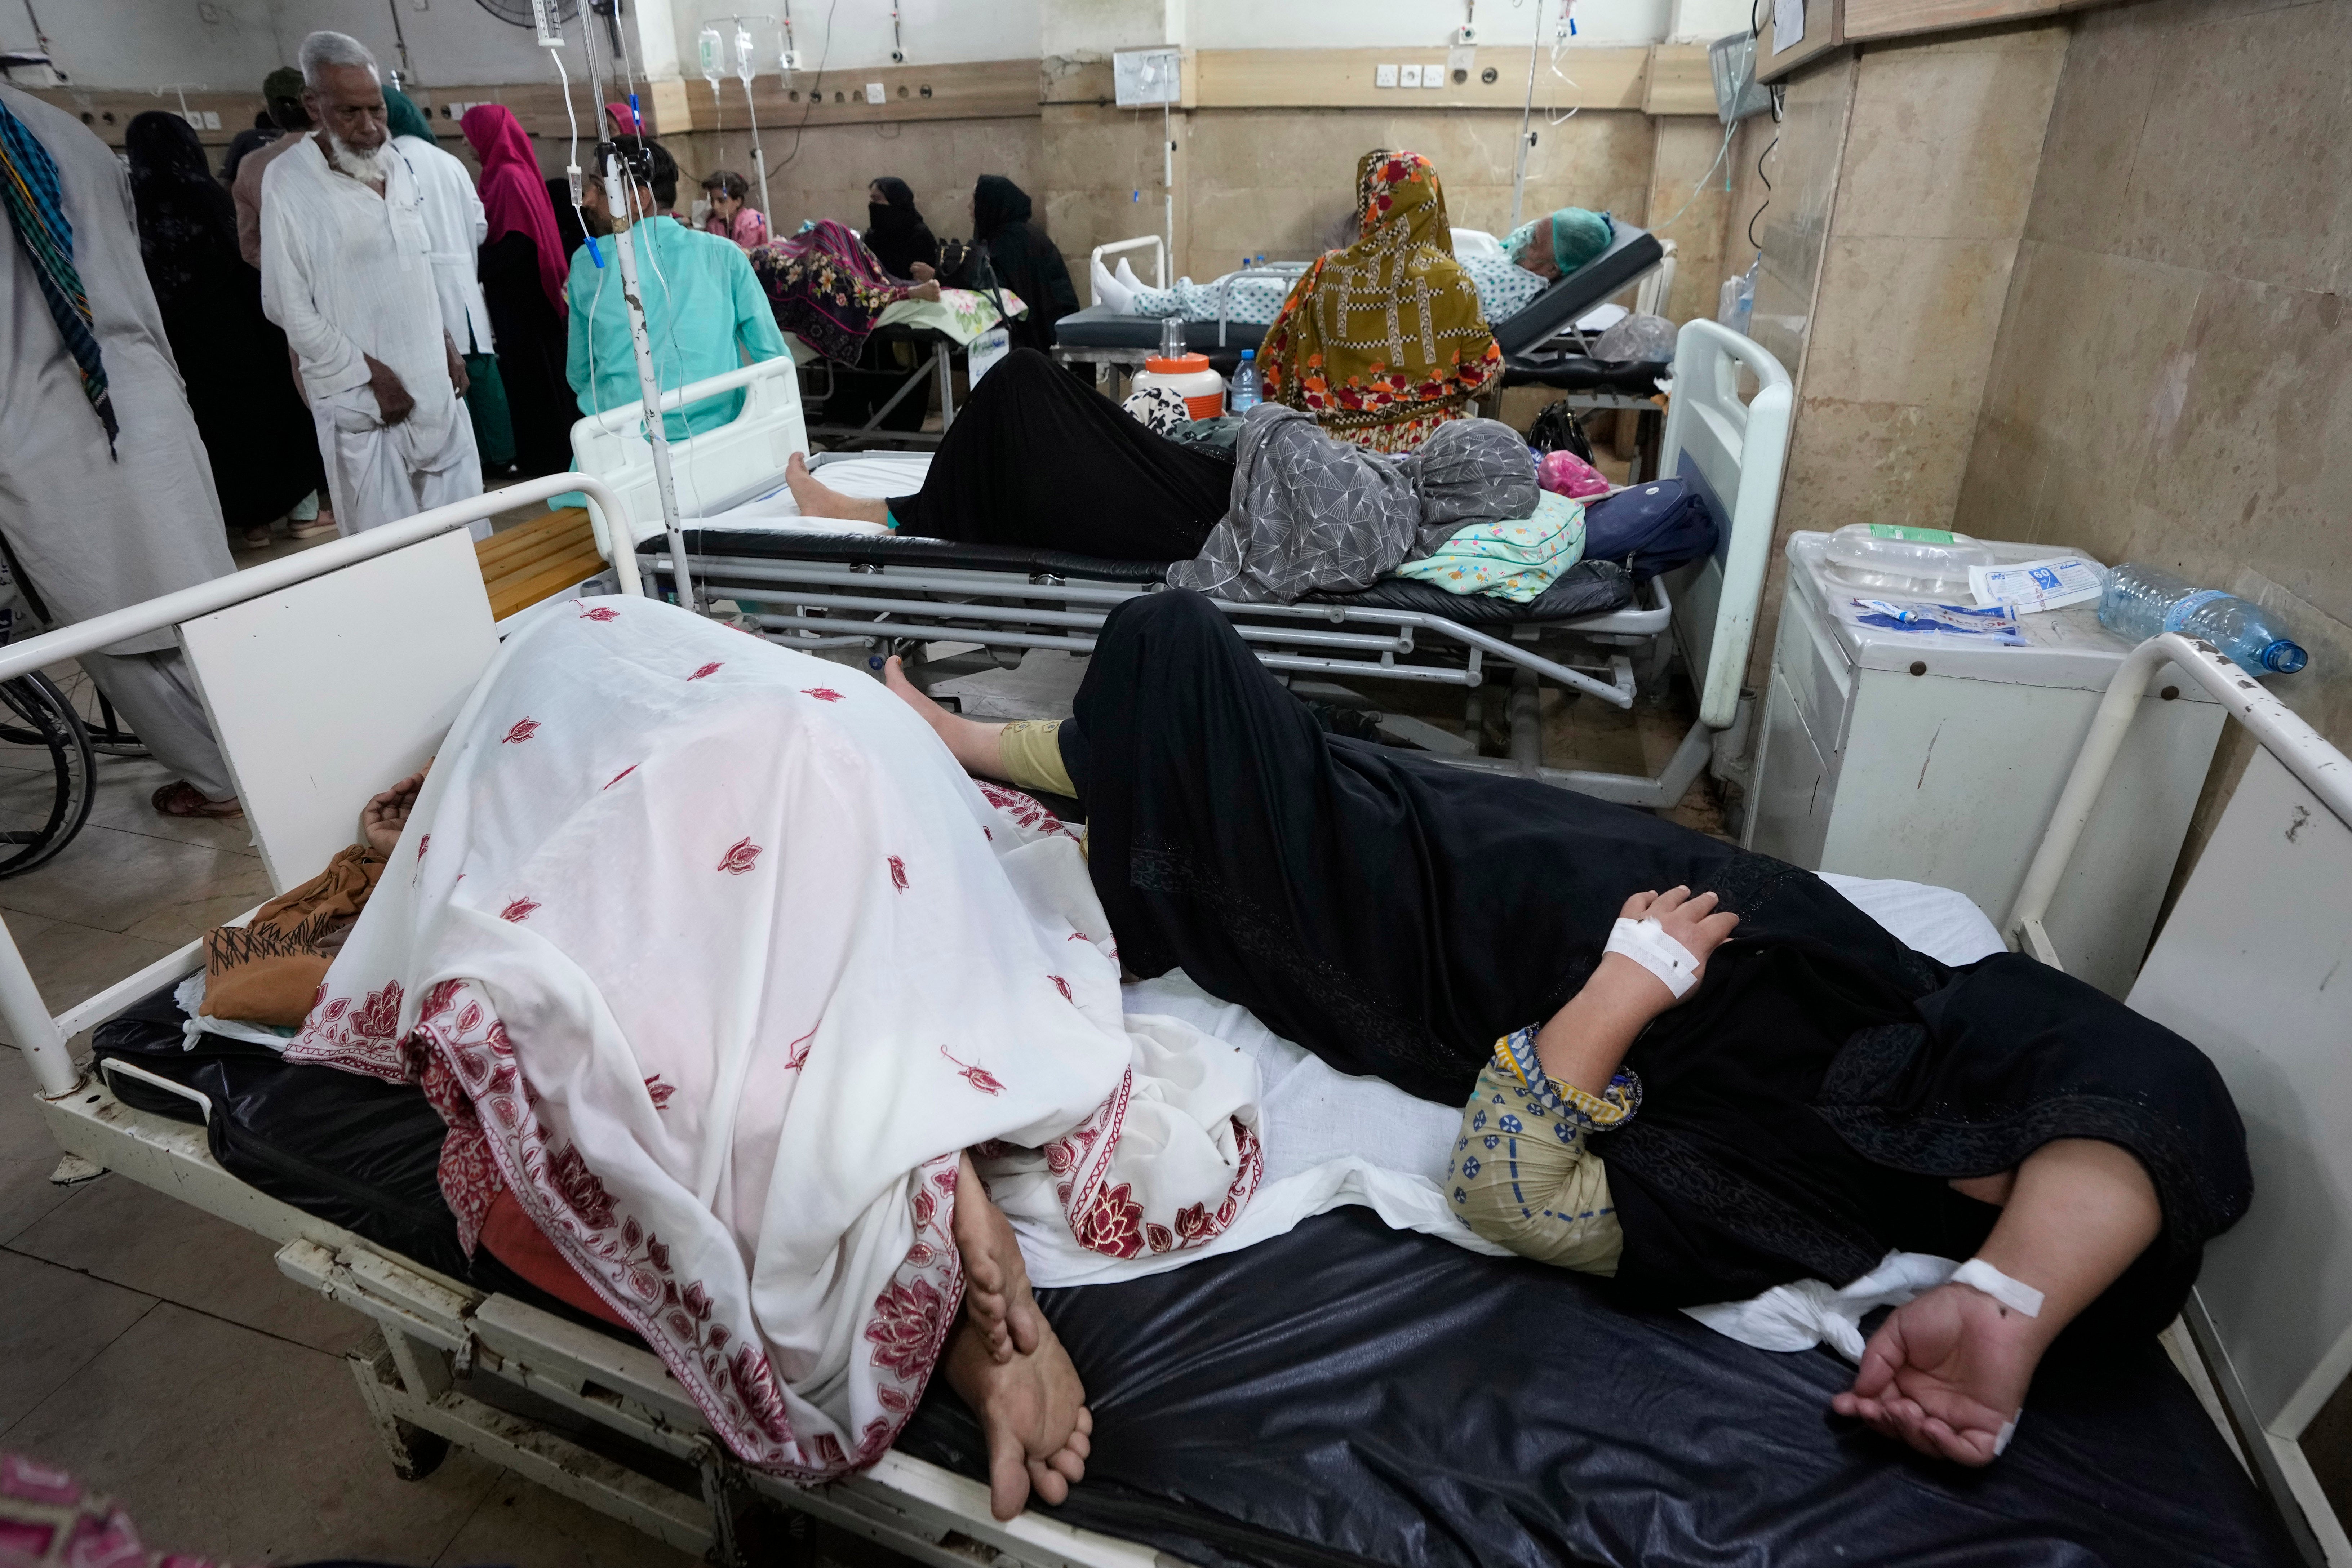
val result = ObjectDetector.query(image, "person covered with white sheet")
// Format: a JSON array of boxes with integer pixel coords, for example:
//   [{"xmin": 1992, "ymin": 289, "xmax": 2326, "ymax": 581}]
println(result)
[
  {"xmin": 261, "ymin": 32, "xmax": 485, "ymax": 540},
  {"xmin": 280, "ymin": 596, "xmax": 1264, "ymax": 1519},
  {"xmin": 0, "ymin": 82, "xmax": 244, "ymax": 818},
  {"xmin": 565, "ymin": 138, "xmax": 786, "ymax": 445},
  {"xmin": 883, "ymin": 588, "xmax": 2255, "ymax": 1471}
]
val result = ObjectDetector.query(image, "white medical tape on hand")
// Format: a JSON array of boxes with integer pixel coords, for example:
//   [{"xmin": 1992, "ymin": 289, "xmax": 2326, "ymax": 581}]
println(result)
[
  {"xmin": 1993, "ymin": 1416, "xmax": 2019, "ymax": 1457},
  {"xmin": 1604, "ymin": 916, "xmax": 1701, "ymax": 1000},
  {"xmin": 1951, "ymin": 1258, "xmax": 2045, "ymax": 1319}
]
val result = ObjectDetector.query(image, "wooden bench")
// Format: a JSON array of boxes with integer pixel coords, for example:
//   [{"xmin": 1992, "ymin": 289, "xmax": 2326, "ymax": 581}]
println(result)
[{"xmin": 475, "ymin": 507, "xmax": 607, "ymax": 621}]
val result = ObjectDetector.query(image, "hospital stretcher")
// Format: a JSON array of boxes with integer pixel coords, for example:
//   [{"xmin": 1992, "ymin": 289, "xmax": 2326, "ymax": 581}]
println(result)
[
  {"xmin": 0, "ymin": 473, "xmax": 2340, "ymax": 1563},
  {"xmin": 782, "ymin": 286, "xmax": 1029, "ymax": 452},
  {"xmin": 1056, "ymin": 226, "xmax": 1678, "ymax": 476},
  {"xmin": 579, "ymin": 317, "xmax": 1784, "ymax": 810}
]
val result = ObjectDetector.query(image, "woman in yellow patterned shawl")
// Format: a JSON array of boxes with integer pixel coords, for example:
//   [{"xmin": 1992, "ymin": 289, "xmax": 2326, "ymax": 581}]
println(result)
[{"xmin": 1259, "ymin": 151, "xmax": 1504, "ymax": 454}]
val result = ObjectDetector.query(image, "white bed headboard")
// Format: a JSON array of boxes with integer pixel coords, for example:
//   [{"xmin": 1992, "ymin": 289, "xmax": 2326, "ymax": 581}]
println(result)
[
  {"xmin": 179, "ymin": 532, "xmax": 499, "ymax": 892},
  {"xmin": 571, "ymin": 356, "xmax": 810, "ymax": 560},
  {"xmin": 1655, "ymin": 319, "xmax": 1792, "ymax": 732}
]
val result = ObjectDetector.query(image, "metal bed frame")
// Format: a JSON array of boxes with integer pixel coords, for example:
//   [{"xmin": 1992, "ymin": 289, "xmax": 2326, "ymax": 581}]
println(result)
[
  {"xmin": 618, "ymin": 319, "xmax": 1794, "ymax": 811},
  {"xmin": 4, "ymin": 486, "xmax": 2341, "ymax": 1561}
]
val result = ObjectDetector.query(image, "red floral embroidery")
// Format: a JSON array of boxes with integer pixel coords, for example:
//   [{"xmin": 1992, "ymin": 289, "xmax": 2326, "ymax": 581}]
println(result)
[
  {"xmin": 643, "ymin": 1074, "xmax": 675, "ymax": 1109},
  {"xmin": 976, "ymin": 782, "xmax": 1079, "ymax": 843},
  {"xmin": 1068, "ymin": 932, "xmax": 1090, "ymax": 943},
  {"xmin": 285, "ymin": 978, "xmax": 407, "ymax": 1081},
  {"xmin": 576, "ymin": 603, "xmax": 620, "ymax": 622},
  {"xmin": 502, "ymin": 718, "xmax": 541, "ymax": 745},
  {"xmin": 887, "ymin": 855, "xmax": 908, "ymax": 891},
  {"xmin": 864, "ymin": 1276, "xmax": 952, "ymax": 1380},
  {"xmin": 1146, "ymin": 1222, "xmax": 1175, "ymax": 1252},
  {"xmin": 688, "ymin": 662, "xmax": 723, "ymax": 681},
  {"xmin": 939, "ymin": 1044, "xmax": 1004, "ymax": 1096},
  {"xmin": 500, "ymin": 897, "xmax": 541, "ymax": 923},
  {"xmin": 544, "ymin": 1141, "xmax": 618, "ymax": 1230},
  {"xmin": 784, "ymin": 1023, "xmax": 816, "ymax": 1071},
  {"xmin": 604, "ymin": 764, "xmax": 638, "ymax": 790},
  {"xmin": 417, "ymin": 834, "xmax": 430, "ymax": 858},
  {"xmin": 1073, "ymin": 1181, "xmax": 1145, "ymax": 1259},
  {"xmin": 1049, "ymin": 975, "xmax": 1072, "ymax": 1002},
  {"xmin": 716, "ymin": 838, "xmax": 762, "ymax": 876},
  {"xmin": 727, "ymin": 1341, "xmax": 791, "ymax": 1442},
  {"xmin": 802, "ymin": 687, "xmax": 845, "ymax": 702}
]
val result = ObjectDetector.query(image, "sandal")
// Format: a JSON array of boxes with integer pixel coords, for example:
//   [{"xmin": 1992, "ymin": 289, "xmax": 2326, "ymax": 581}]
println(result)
[
  {"xmin": 287, "ymin": 517, "xmax": 338, "ymax": 540},
  {"xmin": 241, "ymin": 525, "xmax": 274, "ymax": 548},
  {"xmin": 152, "ymin": 781, "xmax": 243, "ymax": 819}
]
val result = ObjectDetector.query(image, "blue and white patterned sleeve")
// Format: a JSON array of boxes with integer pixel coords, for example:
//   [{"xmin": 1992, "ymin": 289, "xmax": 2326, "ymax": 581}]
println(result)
[
  {"xmin": 1461, "ymin": 257, "xmax": 1549, "ymax": 328},
  {"xmin": 1446, "ymin": 1025, "xmax": 1641, "ymax": 1272}
]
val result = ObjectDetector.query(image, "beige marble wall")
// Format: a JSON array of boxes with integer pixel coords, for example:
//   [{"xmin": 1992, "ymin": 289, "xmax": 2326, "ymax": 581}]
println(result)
[
  {"xmin": 1953, "ymin": 0, "xmax": 2352, "ymax": 1034},
  {"xmin": 1645, "ymin": 116, "xmax": 1742, "ymax": 327},
  {"xmin": 668, "ymin": 118, "xmax": 1043, "ymax": 242},
  {"xmin": 1735, "ymin": 23, "xmax": 2070, "ymax": 689}
]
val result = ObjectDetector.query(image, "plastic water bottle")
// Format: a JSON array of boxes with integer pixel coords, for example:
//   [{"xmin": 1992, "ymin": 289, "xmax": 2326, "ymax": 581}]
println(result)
[
  {"xmin": 2099, "ymin": 563, "xmax": 2309, "ymax": 676},
  {"xmin": 1228, "ymin": 348, "xmax": 1260, "ymax": 414}
]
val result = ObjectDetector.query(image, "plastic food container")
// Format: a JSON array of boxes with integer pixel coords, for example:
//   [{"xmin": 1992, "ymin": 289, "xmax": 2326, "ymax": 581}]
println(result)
[{"xmin": 1134, "ymin": 353, "xmax": 1225, "ymax": 421}]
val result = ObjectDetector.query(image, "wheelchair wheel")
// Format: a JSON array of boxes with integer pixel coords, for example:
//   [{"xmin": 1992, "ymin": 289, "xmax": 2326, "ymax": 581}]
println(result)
[
  {"xmin": 0, "ymin": 674, "xmax": 97, "ymax": 878},
  {"xmin": 41, "ymin": 661, "xmax": 145, "ymax": 756}
]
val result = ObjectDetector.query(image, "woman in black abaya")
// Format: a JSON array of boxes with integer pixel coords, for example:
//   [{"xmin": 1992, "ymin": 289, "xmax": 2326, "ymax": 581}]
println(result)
[
  {"xmin": 124, "ymin": 111, "xmax": 322, "ymax": 544},
  {"xmin": 936, "ymin": 175, "xmax": 1078, "ymax": 355},
  {"xmin": 880, "ymin": 589, "xmax": 2254, "ymax": 1475}
]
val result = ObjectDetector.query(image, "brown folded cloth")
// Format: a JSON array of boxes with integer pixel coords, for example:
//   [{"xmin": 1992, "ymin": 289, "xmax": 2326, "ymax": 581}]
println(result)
[{"xmin": 200, "ymin": 845, "xmax": 387, "ymax": 1027}]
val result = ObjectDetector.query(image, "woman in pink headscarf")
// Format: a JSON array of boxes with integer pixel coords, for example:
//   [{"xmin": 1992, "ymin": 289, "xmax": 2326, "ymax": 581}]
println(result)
[
  {"xmin": 460, "ymin": 105, "xmax": 579, "ymax": 476},
  {"xmin": 604, "ymin": 100, "xmax": 643, "ymax": 139}
]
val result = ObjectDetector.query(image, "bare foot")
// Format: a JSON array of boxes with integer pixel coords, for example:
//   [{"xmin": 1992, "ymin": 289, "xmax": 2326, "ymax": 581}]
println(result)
[
  {"xmin": 882, "ymin": 655, "xmax": 1006, "ymax": 778},
  {"xmin": 782, "ymin": 451, "xmax": 891, "ymax": 525},
  {"xmin": 944, "ymin": 1309, "xmax": 1092, "ymax": 1520},
  {"xmin": 1832, "ymin": 1280, "xmax": 2047, "ymax": 1465},
  {"xmin": 951, "ymin": 1152, "xmax": 1046, "ymax": 1362},
  {"xmin": 909, "ymin": 280, "xmax": 943, "ymax": 302}
]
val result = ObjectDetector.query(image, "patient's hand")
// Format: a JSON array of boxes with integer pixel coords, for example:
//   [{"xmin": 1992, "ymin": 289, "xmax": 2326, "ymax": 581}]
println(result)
[
  {"xmin": 909, "ymin": 261, "xmax": 936, "ymax": 283},
  {"xmin": 1608, "ymin": 886, "xmax": 1740, "ymax": 1008},
  {"xmin": 360, "ymin": 769, "xmax": 429, "ymax": 857}
]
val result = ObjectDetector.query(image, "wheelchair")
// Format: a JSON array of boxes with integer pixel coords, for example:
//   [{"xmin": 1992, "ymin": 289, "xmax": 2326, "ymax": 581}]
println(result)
[{"xmin": 0, "ymin": 610, "xmax": 144, "ymax": 879}]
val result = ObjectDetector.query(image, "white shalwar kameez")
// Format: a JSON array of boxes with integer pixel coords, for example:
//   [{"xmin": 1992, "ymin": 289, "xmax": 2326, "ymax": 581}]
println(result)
[
  {"xmin": 394, "ymin": 135, "xmax": 494, "ymax": 359},
  {"xmin": 259, "ymin": 135, "xmax": 485, "ymax": 541},
  {"xmin": 0, "ymin": 86, "xmax": 237, "ymax": 799}
]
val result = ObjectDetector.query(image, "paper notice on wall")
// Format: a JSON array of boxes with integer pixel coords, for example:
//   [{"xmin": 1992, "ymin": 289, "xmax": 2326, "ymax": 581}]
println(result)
[
  {"xmin": 1773, "ymin": 0, "xmax": 1805, "ymax": 52},
  {"xmin": 1967, "ymin": 557, "xmax": 2107, "ymax": 614}
]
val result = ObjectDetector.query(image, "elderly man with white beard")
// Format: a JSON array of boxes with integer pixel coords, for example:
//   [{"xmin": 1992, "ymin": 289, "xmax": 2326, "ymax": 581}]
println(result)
[{"xmin": 260, "ymin": 32, "xmax": 486, "ymax": 539}]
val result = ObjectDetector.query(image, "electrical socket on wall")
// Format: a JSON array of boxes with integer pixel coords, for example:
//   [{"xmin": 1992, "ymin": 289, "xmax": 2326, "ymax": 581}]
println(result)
[
  {"xmin": 1399, "ymin": 64, "xmax": 1421, "ymax": 87},
  {"xmin": 1374, "ymin": 63, "xmax": 1398, "ymax": 88},
  {"xmin": 864, "ymin": 81, "xmax": 886, "ymax": 104},
  {"xmin": 1423, "ymin": 63, "xmax": 1443, "ymax": 88}
]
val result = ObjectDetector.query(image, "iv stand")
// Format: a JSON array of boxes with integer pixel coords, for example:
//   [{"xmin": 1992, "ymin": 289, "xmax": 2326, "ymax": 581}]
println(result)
[
  {"xmin": 708, "ymin": 15, "xmax": 777, "ymax": 228},
  {"xmin": 1509, "ymin": 0, "xmax": 1543, "ymax": 227},
  {"xmin": 601, "ymin": 154, "xmax": 698, "ymax": 610}
]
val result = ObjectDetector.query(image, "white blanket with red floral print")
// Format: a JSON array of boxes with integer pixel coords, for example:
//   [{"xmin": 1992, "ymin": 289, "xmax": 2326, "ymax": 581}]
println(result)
[{"xmin": 284, "ymin": 597, "xmax": 1260, "ymax": 1482}]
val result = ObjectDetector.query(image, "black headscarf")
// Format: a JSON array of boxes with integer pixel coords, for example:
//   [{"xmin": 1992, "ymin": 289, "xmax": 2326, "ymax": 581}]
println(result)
[
  {"xmin": 125, "ymin": 111, "xmax": 240, "ymax": 310},
  {"xmin": 864, "ymin": 176, "xmax": 938, "ymax": 280},
  {"xmin": 955, "ymin": 175, "xmax": 1077, "ymax": 352}
]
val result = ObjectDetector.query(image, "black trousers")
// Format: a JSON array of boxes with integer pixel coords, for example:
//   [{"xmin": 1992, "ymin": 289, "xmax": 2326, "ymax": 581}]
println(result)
[
  {"xmin": 887, "ymin": 349, "xmax": 1232, "ymax": 560},
  {"xmin": 1056, "ymin": 590, "xmax": 2250, "ymax": 1324}
]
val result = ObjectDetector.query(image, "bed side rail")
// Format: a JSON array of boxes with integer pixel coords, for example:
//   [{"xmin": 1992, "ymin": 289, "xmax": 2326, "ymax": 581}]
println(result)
[
  {"xmin": 0, "ymin": 475, "xmax": 644, "ymax": 1103},
  {"xmin": 1655, "ymin": 319, "xmax": 1791, "ymax": 732},
  {"xmin": 570, "ymin": 357, "xmax": 810, "ymax": 559},
  {"xmin": 2009, "ymin": 630, "xmax": 2352, "ymax": 1568}
]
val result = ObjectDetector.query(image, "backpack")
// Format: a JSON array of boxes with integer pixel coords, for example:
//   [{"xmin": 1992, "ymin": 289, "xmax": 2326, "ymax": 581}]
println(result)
[{"xmin": 1582, "ymin": 479, "xmax": 1718, "ymax": 580}]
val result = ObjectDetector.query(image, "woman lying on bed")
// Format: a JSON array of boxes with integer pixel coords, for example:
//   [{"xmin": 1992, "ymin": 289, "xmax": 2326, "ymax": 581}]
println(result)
[
  {"xmin": 275, "ymin": 597, "xmax": 1270, "ymax": 1520},
  {"xmin": 781, "ymin": 346, "xmax": 1558, "ymax": 604},
  {"xmin": 883, "ymin": 589, "xmax": 2254, "ymax": 1469}
]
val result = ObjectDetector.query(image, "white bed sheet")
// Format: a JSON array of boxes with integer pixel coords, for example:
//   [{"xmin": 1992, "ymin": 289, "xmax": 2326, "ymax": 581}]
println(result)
[
  {"xmin": 1026, "ymin": 871, "xmax": 2006, "ymax": 1289},
  {"xmin": 680, "ymin": 453, "xmax": 933, "ymax": 537}
]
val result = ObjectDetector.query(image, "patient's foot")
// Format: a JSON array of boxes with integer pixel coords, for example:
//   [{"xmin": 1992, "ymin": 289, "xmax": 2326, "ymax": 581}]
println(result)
[
  {"xmin": 945, "ymin": 1309, "xmax": 1092, "ymax": 1520},
  {"xmin": 782, "ymin": 451, "xmax": 892, "ymax": 526},
  {"xmin": 884, "ymin": 656, "xmax": 1007, "ymax": 779},
  {"xmin": 909, "ymin": 280, "xmax": 943, "ymax": 302},
  {"xmin": 952, "ymin": 1151, "xmax": 1046, "ymax": 1361},
  {"xmin": 1832, "ymin": 1280, "xmax": 2047, "ymax": 1465}
]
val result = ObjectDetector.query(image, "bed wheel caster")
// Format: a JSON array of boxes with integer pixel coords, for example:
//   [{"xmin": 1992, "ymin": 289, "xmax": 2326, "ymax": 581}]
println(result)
[
  {"xmin": 46, "ymin": 1152, "xmax": 103, "ymax": 1186},
  {"xmin": 386, "ymin": 1420, "xmax": 449, "ymax": 1482}
]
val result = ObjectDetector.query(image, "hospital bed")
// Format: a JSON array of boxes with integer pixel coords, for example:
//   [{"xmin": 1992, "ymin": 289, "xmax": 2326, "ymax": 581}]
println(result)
[
  {"xmin": 784, "ymin": 286, "xmax": 1028, "ymax": 451},
  {"xmin": 1055, "ymin": 226, "xmax": 1677, "ymax": 477},
  {"xmin": 0, "ymin": 479, "xmax": 2333, "ymax": 1562},
  {"xmin": 591, "ymin": 317, "xmax": 1784, "ymax": 810}
]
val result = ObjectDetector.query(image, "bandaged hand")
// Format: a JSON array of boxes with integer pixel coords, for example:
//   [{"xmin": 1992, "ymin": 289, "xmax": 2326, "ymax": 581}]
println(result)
[{"xmin": 1599, "ymin": 886, "xmax": 1740, "ymax": 1010}]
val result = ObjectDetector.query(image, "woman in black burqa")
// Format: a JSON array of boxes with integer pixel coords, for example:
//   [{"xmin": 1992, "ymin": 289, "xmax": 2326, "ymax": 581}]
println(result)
[
  {"xmin": 935, "ymin": 175, "xmax": 1078, "ymax": 355},
  {"xmin": 865, "ymin": 176, "xmax": 939, "ymax": 281},
  {"xmin": 881, "ymin": 588, "xmax": 2254, "ymax": 1473},
  {"xmin": 124, "ymin": 111, "xmax": 322, "ymax": 543}
]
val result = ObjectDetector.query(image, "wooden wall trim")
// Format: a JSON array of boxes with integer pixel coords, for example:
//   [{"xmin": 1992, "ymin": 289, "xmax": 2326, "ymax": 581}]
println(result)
[
  {"xmin": 27, "ymin": 88, "xmax": 267, "ymax": 150},
  {"xmin": 1191, "ymin": 45, "xmax": 1654, "ymax": 112},
  {"xmin": 666, "ymin": 57, "xmax": 1039, "ymax": 131},
  {"xmin": 1761, "ymin": 0, "xmax": 1845, "ymax": 80},
  {"xmin": 1644, "ymin": 45, "xmax": 1718, "ymax": 116},
  {"xmin": 1842, "ymin": 0, "xmax": 2100, "ymax": 40}
]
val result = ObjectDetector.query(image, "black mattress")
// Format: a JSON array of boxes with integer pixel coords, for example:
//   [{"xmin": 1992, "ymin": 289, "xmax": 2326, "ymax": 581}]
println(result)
[
  {"xmin": 89, "ymin": 988, "xmax": 2292, "ymax": 1568},
  {"xmin": 656, "ymin": 538, "xmax": 1637, "ymax": 623},
  {"xmin": 1052, "ymin": 306, "xmax": 1269, "ymax": 360}
]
